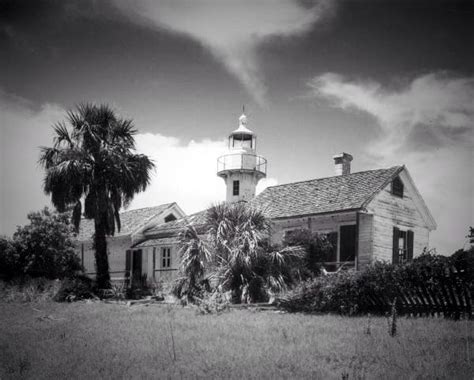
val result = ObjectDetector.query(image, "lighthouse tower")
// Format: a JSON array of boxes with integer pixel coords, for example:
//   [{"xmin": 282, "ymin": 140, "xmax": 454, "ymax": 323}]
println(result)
[{"xmin": 217, "ymin": 111, "xmax": 267, "ymax": 202}]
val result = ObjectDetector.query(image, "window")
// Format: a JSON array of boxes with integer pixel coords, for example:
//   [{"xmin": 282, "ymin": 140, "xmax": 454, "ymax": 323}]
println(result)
[
  {"xmin": 161, "ymin": 248, "xmax": 171, "ymax": 268},
  {"xmin": 391, "ymin": 176, "xmax": 404, "ymax": 198},
  {"xmin": 339, "ymin": 225, "xmax": 356, "ymax": 262},
  {"xmin": 233, "ymin": 180, "xmax": 240, "ymax": 196},
  {"xmin": 164, "ymin": 213, "xmax": 177, "ymax": 223},
  {"xmin": 398, "ymin": 230, "xmax": 408, "ymax": 263},
  {"xmin": 325, "ymin": 232, "xmax": 339, "ymax": 262},
  {"xmin": 232, "ymin": 134, "xmax": 252, "ymax": 149},
  {"xmin": 392, "ymin": 227, "xmax": 414, "ymax": 264}
]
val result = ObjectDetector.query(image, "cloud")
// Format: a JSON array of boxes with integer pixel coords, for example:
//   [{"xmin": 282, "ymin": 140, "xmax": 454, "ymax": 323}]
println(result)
[
  {"xmin": 309, "ymin": 72, "xmax": 474, "ymax": 154},
  {"xmin": 114, "ymin": 0, "xmax": 334, "ymax": 105},
  {"xmin": 308, "ymin": 72, "xmax": 474, "ymax": 253},
  {"xmin": 130, "ymin": 132, "xmax": 278, "ymax": 214},
  {"xmin": 0, "ymin": 92, "xmax": 64, "ymax": 235},
  {"xmin": 0, "ymin": 93, "xmax": 277, "ymax": 235},
  {"xmin": 395, "ymin": 147, "xmax": 473, "ymax": 254}
]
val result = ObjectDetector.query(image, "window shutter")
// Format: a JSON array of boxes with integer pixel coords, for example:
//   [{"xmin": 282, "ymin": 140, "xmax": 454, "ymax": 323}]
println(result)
[
  {"xmin": 407, "ymin": 230, "xmax": 414, "ymax": 261},
  {"xmin": 392, "ymin": 227, "xmax": 400, "ymax": 264},
  {"xmin": 125, "ymin": 250, "xmax": 131, "ymax": 278}
]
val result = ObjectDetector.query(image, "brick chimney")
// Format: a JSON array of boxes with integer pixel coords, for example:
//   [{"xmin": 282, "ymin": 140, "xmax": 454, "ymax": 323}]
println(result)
[{"xmin": 333, "ymin": 153, "xmax": 353, "ymax": 175}]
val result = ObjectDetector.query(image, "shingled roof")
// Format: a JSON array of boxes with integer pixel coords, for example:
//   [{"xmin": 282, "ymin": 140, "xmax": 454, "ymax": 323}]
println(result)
[
  {"xmin": 251, "ymin": 166, "xmax": 403, "ymax": 219},
  {"xmin": 76, "ymin": 203, "xmax": 176, "ymax": 241},
  {"xmin": 142, "ymin": 210, "xmax": 208, "ymax": 238}
]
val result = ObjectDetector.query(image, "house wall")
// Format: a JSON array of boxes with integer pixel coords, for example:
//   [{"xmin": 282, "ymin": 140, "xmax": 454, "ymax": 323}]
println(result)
[
  {"xmin": 366, "ymin": 171, "xmax": 431, "ymax": 263},
  {"xmin": 357, "ymin": 213, "xmax": 373, "ymax": 268},
  {"xmin": 142, "ymin": 243, "xmax": 179, "ymax": 284},
  {"xmin": 76, "ymin": 235, "xmax": 132, "ymax": 281},
  {"xmin": 74, "ymin": 203, "xmax": 186, "ymax": 283}
]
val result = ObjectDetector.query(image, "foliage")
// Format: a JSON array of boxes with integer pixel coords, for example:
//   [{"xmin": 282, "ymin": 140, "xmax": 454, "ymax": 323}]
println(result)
[
  {"xmin": 53, "ymin": 275, "xmax": 95, "ymax": 302},
  {"xmin": 172, "ymin": 224, "xmax": 212, "ymax": 302},
  {"xmin": 174, "ymin": 202, "xmax": 305, "ymax": 304},
  {"xmin": 39, "ymin": 104, "xmax": 155, "ymax": 288},
  {"xmin": 195, "ymin": 290, "xmax": 230, "ymax": 314},
  {"xmin": 282, "ymin": 228, "xmax": 336, "ymax": 276},
  {"xmin": 278, "ymin": 252, "xmax": 473, "ymax": 316},
  {"xmin": 0, "ymin": 208, "xmax": 81, "ymax": 279},
  {"xmin": 451, "ymin": 247, "xmax": 474, "ymax": 282},
  {"xmin": 127, "ymin": 273, "xmax": 153, "ymax": 299},
  {"xmin": 0, "ymin": 237, "xmax": 20, "ymax": 279},
  {"xmin": 0, "ymin": 277, "xmax": 61, "ymax": 303}
]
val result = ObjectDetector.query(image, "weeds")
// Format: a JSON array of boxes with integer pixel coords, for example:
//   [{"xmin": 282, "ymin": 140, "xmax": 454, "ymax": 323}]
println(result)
[
  {"xmin": 0, "ymin": 302, "xmax": 472, "ymax": 379},
  {"xmin": 0, "ymin": 277, "xmax": 60, "ymax": 303},
  {"xmin": 365, "ymin": 313, "xmax": 371, "ymax": 335}
]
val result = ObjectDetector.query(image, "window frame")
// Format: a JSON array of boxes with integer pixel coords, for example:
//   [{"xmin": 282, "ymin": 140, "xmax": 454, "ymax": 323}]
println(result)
[
  {"xmin": 391, "ymin": 176, "xmax": 404, "ymax": 198},
  {"xmin": 161, "ymin": 247, "xmax": 171, "ymax": 269},
  {"xmin": 398, "ymin": 230, "xmax": 408, "ymax": 263},
  {"xmin": 164, "ymin": 213, "xmax": 177, "ymax": 223},
  {"xmin": 233, "ymin": 180, "xmax": 240, "ymax": 196}
]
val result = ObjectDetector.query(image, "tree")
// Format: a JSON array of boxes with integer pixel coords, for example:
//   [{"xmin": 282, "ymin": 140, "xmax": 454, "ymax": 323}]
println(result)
[
  {"xmin": 39, "ymin": 104, "xmax": 154, "ymax": 288},
  {"xmin": 175, "ymin": 203, "xmax": 304, "ymax": 303},
  {"xmin": 0, "ymin": 208, "xmax": 81, "ymax": 279},
  {"xmin": 0, "ymin": 236, "xmax": 20, "ymax": 279}
]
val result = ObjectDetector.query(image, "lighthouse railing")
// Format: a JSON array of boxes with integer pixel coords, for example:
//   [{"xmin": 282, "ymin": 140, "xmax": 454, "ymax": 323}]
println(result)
[{"xmin": 217, "ymin": 153, "xmax": 267, "ymax": 175}]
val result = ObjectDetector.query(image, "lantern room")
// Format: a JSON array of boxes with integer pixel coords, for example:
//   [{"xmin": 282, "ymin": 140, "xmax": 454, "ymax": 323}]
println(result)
[{"xmin": 228, "ymin": 113, "xmax": 256, "ymax": 152}]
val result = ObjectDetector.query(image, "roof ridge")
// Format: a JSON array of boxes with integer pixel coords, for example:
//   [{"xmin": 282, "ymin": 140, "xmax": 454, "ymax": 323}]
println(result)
[
  {"xmin": 119, "ymin": 203, "xmax": 173, "ymax": 214},
  {"xmin": 262, "ymin": 166, "xmax": 403, "ymax": 190},
  {"xmin": 79, "ymin": 203, "xmax": 174, "ymax": 221},
  {"xmin": 360, "ymin": 165, "xmax": 405, "ymax": 208}
]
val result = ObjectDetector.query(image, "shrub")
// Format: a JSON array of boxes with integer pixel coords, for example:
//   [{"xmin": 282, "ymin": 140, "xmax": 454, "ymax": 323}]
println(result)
[
  {"xmin": 0, "ymin": 277, "xmax": 61, "ymax": 303},
  {"xmin": 282, "ymin": 228, "xmax": 336, "ymax": 276},
  {"xmin": 175, "ymin": 203, "xmax": 305, "ymax": 304},
  {"xmin": 2, "ymin": 208, "xmax": 82, "ymax": 279},
  {"xmin": 0, "ymin": 237, "xmax": 21, "ymax": 279},
  {"xmin": 53, "ymin": 275, "xmax": 95, "ymax": 302},
  {"xmin": 278, "ymin": 253, "xmax": 473, "ymax": 316}
]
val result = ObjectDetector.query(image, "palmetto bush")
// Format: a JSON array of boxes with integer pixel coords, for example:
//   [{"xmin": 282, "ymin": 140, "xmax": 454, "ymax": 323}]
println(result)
[{"xmin": 173, "ymin": 203, "xmax": 304, "ymax": 304}]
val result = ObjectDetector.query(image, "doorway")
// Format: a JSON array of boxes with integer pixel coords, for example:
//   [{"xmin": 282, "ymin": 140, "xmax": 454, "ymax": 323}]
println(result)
[{"xmin": 132, "ymin": 249, "xmax": 142, "ymax": 285}]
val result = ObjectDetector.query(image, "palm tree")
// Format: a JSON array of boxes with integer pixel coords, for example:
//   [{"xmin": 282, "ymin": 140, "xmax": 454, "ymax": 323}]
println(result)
[
  {"xmin": 176, "ymin": 202, "xmax": 304, "ymax": 303},
  {"xmin": 39, "ymin": 104, "xmax": 155, "ymax": 288}
]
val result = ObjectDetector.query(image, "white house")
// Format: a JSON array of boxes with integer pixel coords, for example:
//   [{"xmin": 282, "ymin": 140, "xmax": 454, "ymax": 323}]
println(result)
[
  {"xmin": 77, "ymin": 111, "xmax": 437, "ymax": 283},
  {"xmin": 75, "ymin": 202, "xmax": 185, "ymax": 281}
]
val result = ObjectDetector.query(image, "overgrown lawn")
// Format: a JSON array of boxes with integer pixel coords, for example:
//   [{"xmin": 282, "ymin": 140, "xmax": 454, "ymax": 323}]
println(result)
[{"xmin": 0, "ymin": 301, "xmax": 472, "ymax": 379}]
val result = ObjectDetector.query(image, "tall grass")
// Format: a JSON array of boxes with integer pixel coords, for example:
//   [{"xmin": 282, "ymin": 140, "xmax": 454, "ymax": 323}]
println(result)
[{"xmin": 0, "ymin": 301, "xmax": 472, "ymax": 379}]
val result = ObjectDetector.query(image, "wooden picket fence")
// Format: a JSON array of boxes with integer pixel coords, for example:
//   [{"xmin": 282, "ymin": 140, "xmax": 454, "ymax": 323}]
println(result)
[{"xmin": 361, "ymin": 267, "xmax": 472, "ymax": 319}]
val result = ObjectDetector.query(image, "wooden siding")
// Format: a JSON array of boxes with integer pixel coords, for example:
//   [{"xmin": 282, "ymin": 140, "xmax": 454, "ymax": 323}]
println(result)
[
  {"xmin": 366, "ymin": 170, "xmax": 431, "ymax": 263},
  {"xmin": 76, "ymin": 235, "xmax": 132, "ymax": 281},
  {"xmin": 358, "ymin": 213, "xmax": 373, "ymax": 268},
  {"xmin": 144, "ymin": 243, "xmax": 179, "ymax": 284}
]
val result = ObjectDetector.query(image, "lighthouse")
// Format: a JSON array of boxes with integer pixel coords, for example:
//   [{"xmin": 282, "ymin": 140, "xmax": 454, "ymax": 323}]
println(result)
[{"xmin": 217, "ymin": 111, "xmax": 267, "ymax": 202}]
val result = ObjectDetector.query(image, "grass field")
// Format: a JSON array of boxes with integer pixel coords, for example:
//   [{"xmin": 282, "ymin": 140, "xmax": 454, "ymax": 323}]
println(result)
[{"xmin": 0, "ymin": 301, "xmax": 472, "ymax": 379}]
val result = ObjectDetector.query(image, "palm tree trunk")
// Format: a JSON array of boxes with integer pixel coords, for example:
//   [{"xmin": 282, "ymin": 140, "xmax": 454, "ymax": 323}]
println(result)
[{"xmin": 94, "ymin": 213, "xmax": 110, "ymax": 289}]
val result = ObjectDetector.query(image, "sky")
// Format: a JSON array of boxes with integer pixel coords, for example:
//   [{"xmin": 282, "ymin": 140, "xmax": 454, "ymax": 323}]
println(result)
[{"xmin": 0, "ymin": 0, "xmax": 473, "ymax": 253}]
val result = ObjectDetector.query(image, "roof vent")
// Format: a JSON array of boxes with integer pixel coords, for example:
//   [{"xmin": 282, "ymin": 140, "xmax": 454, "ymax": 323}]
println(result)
[{"xmin": 333, "ymin": 153, "xmax": 353, "ymax": 176}]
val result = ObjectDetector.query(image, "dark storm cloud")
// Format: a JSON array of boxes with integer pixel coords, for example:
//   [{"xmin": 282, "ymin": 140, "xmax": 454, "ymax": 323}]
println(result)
[{"xmin": 0, "ymin": 0, "xmax": 222, "ymax": 110}]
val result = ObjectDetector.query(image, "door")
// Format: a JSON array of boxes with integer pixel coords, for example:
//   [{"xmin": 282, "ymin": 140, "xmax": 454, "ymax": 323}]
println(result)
[
  {"xmin": 340, "ymin": 225, "xmax": 356, "ymax": 262},
  {"xmin": 132, "ymin": 249, "xmax": 142, "ymax": 284}
]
